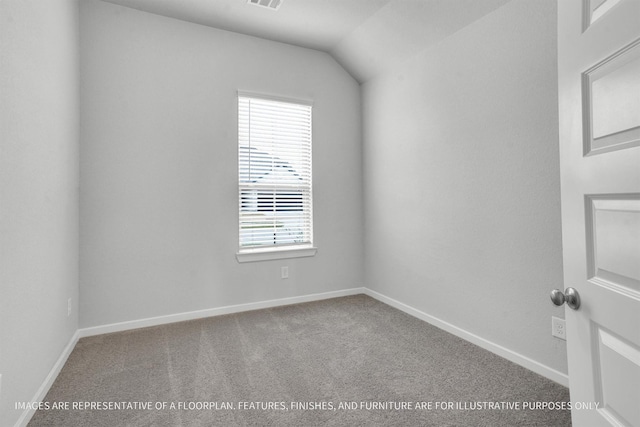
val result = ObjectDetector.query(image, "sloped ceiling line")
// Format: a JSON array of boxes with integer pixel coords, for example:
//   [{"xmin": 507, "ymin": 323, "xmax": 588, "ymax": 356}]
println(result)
[{"xmin": 98, "ymin": 0, "xmax": 512, "ymax": 83}]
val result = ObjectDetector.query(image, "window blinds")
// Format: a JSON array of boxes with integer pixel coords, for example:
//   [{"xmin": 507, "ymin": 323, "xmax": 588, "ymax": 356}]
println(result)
[{"xmin": 238, "ymin": 95, "xmax": 313, "ymax": 249}]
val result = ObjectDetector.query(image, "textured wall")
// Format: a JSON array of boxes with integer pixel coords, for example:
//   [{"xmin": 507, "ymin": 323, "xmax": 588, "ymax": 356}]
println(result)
[
  {"xmin": 362, "ymin": 0, "xmax": 567, "ymax": 375},
  {"xmin": 79, "ymin": 0, "xmax": 363, "ymax": 328},
  {"xmin": 0, "ymin": 0, "xmax": 79, "ymax": 425}
]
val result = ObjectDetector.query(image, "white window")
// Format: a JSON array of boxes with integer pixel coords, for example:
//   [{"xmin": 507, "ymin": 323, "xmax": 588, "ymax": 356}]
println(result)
[{"xmin": 237, "ymin": 93, "xmax": 315, "ymax": 261}]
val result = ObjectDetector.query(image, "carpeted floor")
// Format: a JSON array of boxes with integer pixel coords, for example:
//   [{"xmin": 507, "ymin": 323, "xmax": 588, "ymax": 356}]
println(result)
[{"xmin": 29, "ymin": 295, "xmax": 571, "ymax": 426}]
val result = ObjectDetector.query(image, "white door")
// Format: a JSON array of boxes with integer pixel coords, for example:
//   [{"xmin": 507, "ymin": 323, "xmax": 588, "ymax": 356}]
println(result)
[{"xmin": 557, "ymin": 0, "xmax": 640, "ymax": 426}]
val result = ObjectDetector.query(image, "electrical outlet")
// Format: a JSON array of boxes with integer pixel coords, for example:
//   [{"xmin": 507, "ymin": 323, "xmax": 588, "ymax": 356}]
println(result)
[
  {"xmin": 68, "ymin": 298, "xmax": 72, "ymax": 317},
  {"xmin": 281, "ymin": 266, "xmax": 289, "ymax": 279},
  {"xmin": 552, "ymin": 316, "xmax": 566, "ymax": 340}
]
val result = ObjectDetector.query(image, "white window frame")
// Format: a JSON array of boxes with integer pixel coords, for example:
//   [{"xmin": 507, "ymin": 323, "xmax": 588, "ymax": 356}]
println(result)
[{"xmin": 236, "ymin": 91, "xmax": 316, "ymax": 263}]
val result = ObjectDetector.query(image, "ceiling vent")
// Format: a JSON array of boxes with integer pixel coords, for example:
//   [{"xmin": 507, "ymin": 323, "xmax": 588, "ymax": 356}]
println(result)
[{"xmin": 247, "ymin": 0, "xmax": 282, "ymax": 11}]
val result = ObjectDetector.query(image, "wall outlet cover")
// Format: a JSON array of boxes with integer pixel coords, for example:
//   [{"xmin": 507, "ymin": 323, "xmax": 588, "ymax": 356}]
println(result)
[{"xmin": 552, "ymin": 316, "xmax": 566, "ymax": 340}]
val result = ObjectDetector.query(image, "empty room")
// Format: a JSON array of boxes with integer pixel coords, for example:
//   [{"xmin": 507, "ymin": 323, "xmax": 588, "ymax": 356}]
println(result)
[{"xmin": 1, "ymin": 0, "xmax": 639, "ymax": 425}]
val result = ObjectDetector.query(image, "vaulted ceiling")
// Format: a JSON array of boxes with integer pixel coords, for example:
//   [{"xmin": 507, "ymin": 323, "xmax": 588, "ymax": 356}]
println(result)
[{"xmin": 99, "ymin": 0, "xmax": 512, "ymax": 82}]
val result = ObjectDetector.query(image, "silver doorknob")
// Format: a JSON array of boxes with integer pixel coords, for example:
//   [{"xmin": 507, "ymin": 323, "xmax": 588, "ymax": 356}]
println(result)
[{"xmin": 550, "ymin": 288, "xmax": 580, "ymax": 310}]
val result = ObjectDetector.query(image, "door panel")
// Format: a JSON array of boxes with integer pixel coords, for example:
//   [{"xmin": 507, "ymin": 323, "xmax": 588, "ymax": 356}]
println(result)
[
  {"xmin": 584, "ymin": 40, "xmax": 640, "ymax": 155},
  {"xmin": 586, "ymin": 195, "xmax": 640, "ymax": 293},
  {"xmin": 584, "ymin": 0, "xmax": 623, "ymax": 29},
  {"xmin": 593, "ymin": 326, "xmax": 640, "ymax": 426}
]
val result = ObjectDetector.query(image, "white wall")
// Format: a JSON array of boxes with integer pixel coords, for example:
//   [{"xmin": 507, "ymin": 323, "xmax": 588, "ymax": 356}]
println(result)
[
  {"xmin": 79, "ymin": 0, "xmax": 363, "ymax": 328},
  {"xmin": 0, "ymin": 1, "xmax": 80, "ymax": 425},
  {"xmin": 0, "ymin": 2, "xmax": 567, "ymax": 423},
  {"xmin": 362, "ymin": 0, "xmax": 567, "ymax": 374}
]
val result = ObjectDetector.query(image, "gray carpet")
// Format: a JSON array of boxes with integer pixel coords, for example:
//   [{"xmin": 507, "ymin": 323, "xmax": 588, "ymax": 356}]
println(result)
[{"xmin": 29, "ymin": 295, "xmax": 571, "ymax": 426}]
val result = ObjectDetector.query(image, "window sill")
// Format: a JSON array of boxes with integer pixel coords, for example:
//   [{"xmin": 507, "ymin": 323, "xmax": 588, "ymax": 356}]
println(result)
[{"xmin": 236, "ymin": 246, "xmax": 317, "ymax": 263}]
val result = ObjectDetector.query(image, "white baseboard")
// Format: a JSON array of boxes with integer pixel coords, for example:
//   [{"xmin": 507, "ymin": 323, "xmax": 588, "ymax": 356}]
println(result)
[
  {"xmin": 15, "ymin": 330, "xmax": 80, "ymax": 427},
  {"xmin": 79, "ymin": 287, "xmax": 365, "ymax": 338},
  {"xmin": 363, "ymin": 288, "xmax": 569, "ymax": 387},
  {"xmin": 78, "ymin": 286, "xmax": 568, "ymax": 386},
  {"xmin": 20, "ymin": 285, "xmax": 568, "ymax": 427},
  {"xmin": 17, "ymin": 288, "xmax": 363, "ymax": 426}
]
